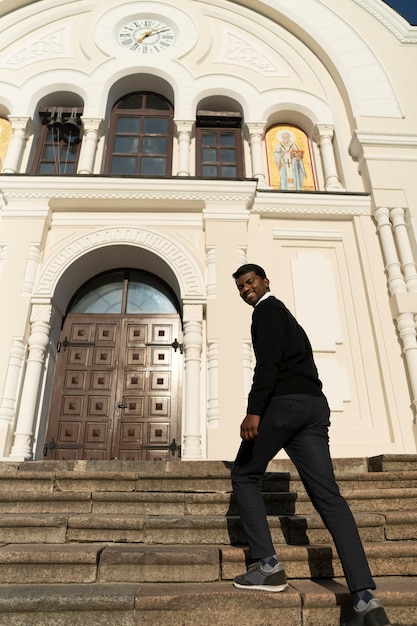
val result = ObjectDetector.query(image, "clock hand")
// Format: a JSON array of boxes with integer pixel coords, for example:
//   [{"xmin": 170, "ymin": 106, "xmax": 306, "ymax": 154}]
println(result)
[{"xmin": 136, "ymin": 26, "xmax": 170, "ymax": 43}]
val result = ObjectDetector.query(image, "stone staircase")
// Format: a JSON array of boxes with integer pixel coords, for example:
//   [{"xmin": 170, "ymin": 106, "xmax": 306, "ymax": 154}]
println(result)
[{"xmin": 0, "ymin": 455, "xmax": 416, "ymax": 625}]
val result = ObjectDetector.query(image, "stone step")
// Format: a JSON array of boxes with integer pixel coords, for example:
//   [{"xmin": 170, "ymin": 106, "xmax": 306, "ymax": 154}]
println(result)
[
  {"xmin": 0, "ymin": 506, "xmax": 416, "ymax": 545},
  {"xmin": 1, "ymin": 541, "xmax": 417, "ymax": 585},
  {"xmin": 2, "ymin": 467, "xmax": 417, "ymax": 500},
  {"xmin": 0, "ymin": 577, "xmax": 414, "ymax": 626},
  {"xmin": 368, "ymin": 454, "xmax": 417, "ymax": 472},
  {"xmin": 1, "ymin": 483, "xmax": 417, "ymax": 517},
  {"xmin": 222, "ymin": 542, "xmax": 417, "ymax": 580},
  {"xmin": 0, "ymin": 508, "xmax": 411, "ymax": 545}
]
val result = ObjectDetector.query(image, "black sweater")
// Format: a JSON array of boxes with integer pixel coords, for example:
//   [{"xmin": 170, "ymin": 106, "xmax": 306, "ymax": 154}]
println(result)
[{"xmin": 247, "ymin": 295, "xmax": 324, "ymax": 416}]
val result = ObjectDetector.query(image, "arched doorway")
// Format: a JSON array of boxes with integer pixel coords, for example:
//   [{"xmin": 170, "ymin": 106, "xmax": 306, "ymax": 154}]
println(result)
[{"xmin": 43, "ymin": 269, "xmax": 182, "ymax": 461}]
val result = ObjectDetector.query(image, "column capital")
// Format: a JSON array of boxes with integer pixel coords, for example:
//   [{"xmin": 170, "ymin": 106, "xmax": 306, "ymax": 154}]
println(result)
[
  {"xmin": 30, "ymin": 303, "xmax": 53, "ymax": 324},
  {"xmin": 174, "ymin": 120, "xmax": 195, "ymax": 135},
  {"xmin": 314, "ymin": 124, "xmax": 335, "ymax": 142},
  {"xmin": 183, "ymin": 304, "xmax": 203, "ymax": 322},
  {"xmin": 246, "ymin": 122, "xmax": 266, "ymax": 137},
  {"xmin": 81, "ymin": 117, "xmax": 104, "ymax": 135},
  {"xmin": 7, "ymin": 116, "xmax": 32, "ymax": 134}
]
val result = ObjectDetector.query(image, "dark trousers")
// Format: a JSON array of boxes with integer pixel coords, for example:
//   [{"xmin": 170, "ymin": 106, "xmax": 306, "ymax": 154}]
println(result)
[{"xmin": 231, "ymin": 394, "xmax": 375, "ymax": 593}]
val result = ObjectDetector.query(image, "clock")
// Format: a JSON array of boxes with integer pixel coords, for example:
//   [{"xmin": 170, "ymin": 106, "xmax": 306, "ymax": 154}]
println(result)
[{"xmin": 117, "ymin": 18, "xmax": 176, "ymax": 53}]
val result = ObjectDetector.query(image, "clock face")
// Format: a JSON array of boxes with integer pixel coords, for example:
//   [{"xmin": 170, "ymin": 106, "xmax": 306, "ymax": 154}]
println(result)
[{"xmin": 117, "ymin": 19, "xmax": 176, "ymax": 53}]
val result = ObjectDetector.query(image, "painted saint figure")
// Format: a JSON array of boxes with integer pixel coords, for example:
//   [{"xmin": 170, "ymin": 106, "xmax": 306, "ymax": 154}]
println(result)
[{"xmin": 273, "ymin": 129, "xmax": 306, "ymax": 190}]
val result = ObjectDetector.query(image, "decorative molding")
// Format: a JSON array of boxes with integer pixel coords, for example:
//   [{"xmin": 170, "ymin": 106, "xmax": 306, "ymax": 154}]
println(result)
[
  {"xmin": 351, "ymin": 0, "xmax": 417, "ymax": 43},
  {"xmin": 254, "ymin": 192, "xmax": 371, "ymax": 216},
  {"xmin": 273, "ymin": 229, "xmax": 343, "ymax": 241},
  {"xmin": 35, "ymin": 227, "xmax": 205, "ymax": 300},
  {"xmin": 216, "ymin": 25, "xmax": 288, "ymax": 76},
  {"xmin": 3, "ymin": 26, "xmax": 72, "ymax": 69},
  {"xmin": 0, "ymin": 181, "xmax": 256, "ymax": 206}
]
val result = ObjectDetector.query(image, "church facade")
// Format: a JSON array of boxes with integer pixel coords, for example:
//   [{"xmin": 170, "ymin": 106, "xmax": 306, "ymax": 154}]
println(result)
[{"xmin": 0, "ymin": 0, "xmax": 416, "ymax": 462}]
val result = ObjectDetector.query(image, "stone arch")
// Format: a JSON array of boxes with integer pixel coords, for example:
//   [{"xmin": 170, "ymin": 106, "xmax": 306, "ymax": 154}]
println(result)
[
  {"xmin": 248, "ymin": 0, "xmax": 402, "ymax": 118},
  {"xmin": 34, "ymin": 226, "xmax": 206, "ymax": 309}
]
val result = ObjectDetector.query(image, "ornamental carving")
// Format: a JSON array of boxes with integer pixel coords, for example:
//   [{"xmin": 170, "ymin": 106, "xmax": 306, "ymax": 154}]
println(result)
[
  {"xmin": 216, "ymin": 27, "xmax": 287, "ymax": 76},
  {"xmin": 35, "ymin": 227, "xmax": 205, "ymax": 299},
  {"xmin": 4, "ymin": 28, "xmax": 67, "ymax": 68}
]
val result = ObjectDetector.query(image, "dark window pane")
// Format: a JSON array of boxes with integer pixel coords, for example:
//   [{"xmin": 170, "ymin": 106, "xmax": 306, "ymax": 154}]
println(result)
[
  {"xmin": 116, "ymin": 117, "xmax": 141, "ymax": 133},
  {"xmin": 61, "ymin": 146, "xmax": 77, "ymax": 162},
  {"xmin": 39, "ymin": 162, "xmax": 58, "ymax": 174},
  {"xmin": 221, "ymin": 165, "xmax": 236, "ymax": 176},
  {"xmin": 220, "ymin": 134, "xmax": 235, "ymax": 146},
  {"xmin": 60, "ymin": 162, "xmax": 76, "ymax": 174},
  {"xmin": 111, "ymin": 156, "xmax": 138, "ymax": 174},
  {"xmin": 220, "ymin": 149, "xmax": 236, "ymax": 162},
  {"xmin": 202, "ymin": 165, "xmax": 218, "ymax": 176},
  {"xmin": 142, "ymin": 136, "xmax": 167, "ymax": 153},
  {"xmin": 116, "ymin": 94, "xmax": 143, "ymax": 109},
  {"xmin": 144, "ymin": 118, "xmax": 169, "ymax": 134},
  {"xmin": 114, "ymin": 136, "xmax": 140, "ymax": 153},
  {"xmin": 144, "ymin": 94, "xmax": 171, "ymax": 110},
  {"xmin": 202, "ymin": 148, "xmax": 217, "ymax": 162},
  {"xmin": 45, "ymin": 128, "xmax": 56, "ymax": 141},
  {"xmin": 202, "ymin": 132, "xmax": 217, "ymax": 145},
  {"xmin": 140, "ymin": 157, "xmax": 166, "ymax": 175},
  {"xmin": 41, "ymin": 145, "xmax": 56, "ymax": 159}
]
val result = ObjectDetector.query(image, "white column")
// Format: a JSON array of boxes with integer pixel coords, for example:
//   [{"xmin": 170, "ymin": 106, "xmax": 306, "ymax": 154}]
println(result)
[
  {"xmin": 9, "ymin": 304, "xmax": 52, "ymax": 460},
  {"xmin": 237, "ymin": 246, "xmax": 247, "ymax": 267},
  {"xmin": 375, "ymin": 207, "xmax": 417, "ymax": 412},
  {"xmin": 77, "ymin": 118, "xmax": 103, "ymax": 174},
  {"xmin": 182, "ymin": 304, "xmax": 203, "ymax": 459},
  {"xmin": 246, "ymin": 122, "xmax": 267, "ymax": 186},
  {"xmin": 206, "ymin": 247, "xmax": 216, "ymax": 299},
  {"xmin": 0, "ymin": 243, "xmax": 7, "ymax": 279},
  {"xmin": 21, "ymin": 244, "xmax": 42, "ymax": 297},
  {"xmin": 390, "ymin": 207, "xmax": 417, "ymax": 294},
  {"xmin": 314, "ymin": 124, "xmax": 345, "ymax": 191},
  {"xmin": 396, "ymin": 313, "xmax": 417, "ymax": 413},
  {"xmin": 175, "ymin": 120, "xmax": 194, "ymax": 176},
  {"xmin": 242, "ymin": 340, "xmax": 253, "ymax": 403},
  {"xmin": 2, "ymin": 117, "xmax": 31, "ymax": 174},
  {"xmin": 207, "ymin": 340, "xmax": 219, "ymax": 428},
  {"xmin": 0, "ymin": 338, "xmax": 26, "ymax": 458},
  {"xmin": 374, "ymin": 207, "xmax": 406, "ymax": 295}
]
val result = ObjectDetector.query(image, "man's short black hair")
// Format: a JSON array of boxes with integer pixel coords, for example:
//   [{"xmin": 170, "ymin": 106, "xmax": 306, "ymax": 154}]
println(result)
[{"xmin": 232, "ymin": 263, "xmax": 267, "ymax": 280}]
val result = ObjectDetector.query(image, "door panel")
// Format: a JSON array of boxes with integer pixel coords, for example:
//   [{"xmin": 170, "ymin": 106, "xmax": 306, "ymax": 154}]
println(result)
[{"xmin": 44, "ymin": 314, "xmax": 182, "ymax": 461}]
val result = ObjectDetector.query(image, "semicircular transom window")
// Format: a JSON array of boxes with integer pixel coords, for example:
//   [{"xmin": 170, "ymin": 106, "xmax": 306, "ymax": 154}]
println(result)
[{"xmin": 69, "ymin": 270, "xmax": 178, "ymax": 314}]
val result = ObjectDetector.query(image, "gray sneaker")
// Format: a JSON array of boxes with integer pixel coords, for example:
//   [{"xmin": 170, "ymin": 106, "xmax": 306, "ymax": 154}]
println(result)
[
  {"xmin": 343, "ymin": 598, "xmax": 391, "ymax": 626},
  {"xmin": 233, "ymin": 561, "xmax": 288, "ymax": 592}
]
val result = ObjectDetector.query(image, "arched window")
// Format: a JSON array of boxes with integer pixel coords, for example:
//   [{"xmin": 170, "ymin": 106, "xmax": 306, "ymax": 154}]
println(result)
[
  {"xmin": 196, "ymin": 110, "xmax": 244, "ymax": 178},
  {"xmin": 104, "ymin": 92, "xmax": 174, "ymax": 176},
  {"xmin": 31, "ymin": 107, "xmax": 83, "ymax": 175},
  {"xmin": 265, "ymin": 124, "xmax": 316, "ymax": 191},
  {"xmin": 68, "ymin": 270, "xmax": 179, "ymax": 315}
]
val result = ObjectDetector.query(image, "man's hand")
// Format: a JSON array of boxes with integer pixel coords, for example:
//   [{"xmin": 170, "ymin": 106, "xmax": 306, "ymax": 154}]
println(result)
[{"xmin": 240, "ymin": 414, "xmax": 261, "ymax": 440}]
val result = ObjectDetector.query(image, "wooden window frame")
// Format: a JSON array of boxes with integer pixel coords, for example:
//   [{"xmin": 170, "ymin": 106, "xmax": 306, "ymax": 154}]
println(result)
[
  {"xmin": 31, "ymin": 107, "xmax": 83, "ymax": 175},
  {"xmin": 103, "ymin": 93, "xmax": 174, "ymax": 176},
  {"xmin": 195, "ymin": 111, "xmax": 244, "ymax": 178}
]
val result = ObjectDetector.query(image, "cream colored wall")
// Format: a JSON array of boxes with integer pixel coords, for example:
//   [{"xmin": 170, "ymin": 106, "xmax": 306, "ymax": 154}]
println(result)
[{"xmin": 0, "ymin": 0, "xmax": 416, "ymax": 460}]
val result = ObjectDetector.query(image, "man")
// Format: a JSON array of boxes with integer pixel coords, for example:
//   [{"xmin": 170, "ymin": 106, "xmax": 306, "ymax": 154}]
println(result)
[{"xmin": 231, "ymin": 263, "xmax": 391, "ymax": 626}]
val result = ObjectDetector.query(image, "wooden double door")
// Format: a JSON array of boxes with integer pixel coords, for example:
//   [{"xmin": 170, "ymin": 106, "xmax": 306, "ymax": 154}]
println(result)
[{"xmin": 44, "ymin": 313, "xmax": 182, "ymax": 461}]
